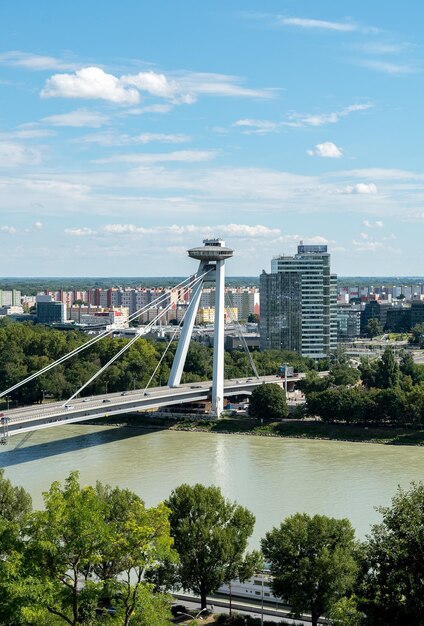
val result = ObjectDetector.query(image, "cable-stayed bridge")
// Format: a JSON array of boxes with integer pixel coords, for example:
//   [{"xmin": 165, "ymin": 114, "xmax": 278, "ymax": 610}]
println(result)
[
  {"xmin": 0, "ymin": 375, "xmax": 303, "ymax": 438},
  {"xmin": 0, "ymin": 239, "xmax": 305, "ymax": 441}
]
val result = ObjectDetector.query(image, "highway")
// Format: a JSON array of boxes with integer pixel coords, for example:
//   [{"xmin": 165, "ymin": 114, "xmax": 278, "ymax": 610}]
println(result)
[{"xmin": 0, "ymin": 374, "xmax": 306, "ymax": 439}]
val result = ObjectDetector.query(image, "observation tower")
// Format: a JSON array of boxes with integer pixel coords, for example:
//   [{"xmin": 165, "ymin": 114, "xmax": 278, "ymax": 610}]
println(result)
[{"xmin": 168, "ymin": 239, "xmax": 234, "ymax": 417}]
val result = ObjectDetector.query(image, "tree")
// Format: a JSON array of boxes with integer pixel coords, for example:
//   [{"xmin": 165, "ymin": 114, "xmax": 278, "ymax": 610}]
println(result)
[
  {"xmin": 360, "ymin": 482, "xmax": 424, "ymax": 625},
  {"xmin": 165, "ymin": 483, "xmax": 260, "ymax": 609},
  {"xmin": 375, "ymin": 347, "xmax": 400, "ymax": 389},
  {"xmin": 92, "ymin": 482, "xmax": 175, "ymax": 626},
  {"xmin": 0, "ymin": 469, "xmax": 32, "ymax": 526},
  {"xmin": 329, "ymin": 364, "xmax": 360, "ymax": 387},
  {"xmin": 410, "ymin": 323, "xmax": 424, "ymax": 348},
  {"xmin": 24, "ymin": 472, "xmax": 174, "ymax": 626},
  {"xmin": 0, "ymin": 471, "xmax": 33, "ymax": 626},
  {"xmin": 366, "ymin": 319, "xmax": 383, "ymax": 339},
  {"xmin": 248, "ymin": 383, "xmax": 288, "ymax": 420},
  {"xmin": 262, "ymin": 513, "xmax": 358, "ymax": 626}
]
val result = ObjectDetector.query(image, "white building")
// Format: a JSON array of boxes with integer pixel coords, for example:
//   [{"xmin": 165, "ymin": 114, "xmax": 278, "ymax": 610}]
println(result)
[{"xmin": 261, "ymin": 244, "xmax": 337, "ymax": 359}]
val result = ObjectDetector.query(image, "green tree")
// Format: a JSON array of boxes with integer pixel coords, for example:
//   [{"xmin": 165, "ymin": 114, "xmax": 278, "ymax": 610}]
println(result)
[
  {"xmin": 165, "ymin": 483, "xmax": 259, "ymax": 609},
  {"xmin": 248, "ymin": 383, "xmax": 288, "ymax": 420},
  {"xmin": 262, "ymin": 513, "xmax": 358, "ymax": 626},
  {"xmin": 329, "ymin": 363, "xmax": 360, "ymax": 387},
  {"xmin": 360, "ymin": 482, "xmax": 424, "ymax": 625},
  {"xmin": 410, "ymin": 323, "xmax": 424, "ymax": 347},
  {"xmin": 376, "ymin": 347, "xmax": 400, "ymax": 389},
  {"xmin": 330, "ymin": 596, "xmax": 365, "ymax": 626},
  {"xmin": 0, "ymin": 471, "xmax": 33, "ymax": 626},
  {"xmin": 0, "ymin": 469, "xmax": 32, "ymax": 526},
  {"xmin": 24, "ymin": 472, "xmax": 173, "ymax": 626},
  {"xmin": 366, "ymin": 319, "xmax": 383, "ymax": 339},
  {"xmin": 92, "ymin": 482, "xmax": 174, "ymax": 626}
]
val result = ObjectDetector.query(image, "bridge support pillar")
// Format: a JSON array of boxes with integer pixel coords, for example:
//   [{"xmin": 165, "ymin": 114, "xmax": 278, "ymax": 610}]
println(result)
[
  {"xmin": 211, "ymin": 259, "xmax": 225, "ymax": 417},
  {"xmin": 167, "ymin": 239, "xmax": 233, "ymax": 418},
  {"xmin": 168, "ymin": 261, "xmax": 207, "ymax": 387}
]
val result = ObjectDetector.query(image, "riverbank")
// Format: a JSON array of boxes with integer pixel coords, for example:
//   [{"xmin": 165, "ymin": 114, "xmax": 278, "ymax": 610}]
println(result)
[{"xmin": 96, "ymin": 414, "xmax": 424, "ymax": 446}]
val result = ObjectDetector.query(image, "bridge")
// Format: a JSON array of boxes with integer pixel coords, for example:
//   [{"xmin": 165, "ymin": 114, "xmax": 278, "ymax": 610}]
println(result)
[
  {"xmin": 0, "ymin": 375, "xmax": 304, "ymax": 438},
  {"xmin": 0, "ymin": 239, "xmax": 306, "ymax": 441}
]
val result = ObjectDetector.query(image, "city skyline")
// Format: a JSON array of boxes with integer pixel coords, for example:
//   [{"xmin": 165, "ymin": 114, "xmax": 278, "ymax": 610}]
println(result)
[{"xmin": 1, "ymin": 1, "xmax": 423, "ymax": 276}]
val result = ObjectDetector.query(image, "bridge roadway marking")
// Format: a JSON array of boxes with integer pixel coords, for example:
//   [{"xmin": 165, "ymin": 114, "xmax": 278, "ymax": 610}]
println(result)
[{"xmin": 2, "ymin": 375, "xmax": 306, "ymax": 437}]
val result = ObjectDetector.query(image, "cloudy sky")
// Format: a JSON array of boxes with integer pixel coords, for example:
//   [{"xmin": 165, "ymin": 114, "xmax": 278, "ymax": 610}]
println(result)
[{"xmin": 0, "ymin": 1, "xmax": 423, "ymax": 276}]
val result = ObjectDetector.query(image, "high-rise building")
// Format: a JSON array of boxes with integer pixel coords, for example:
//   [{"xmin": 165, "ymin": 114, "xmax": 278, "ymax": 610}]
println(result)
[
  {"xmin": 260, "ymin": 244, "xmax": 337, "ymax": 359},
  {"xmin": 36, "ymin": 295, "xmax": 66, "ymax": 325}
]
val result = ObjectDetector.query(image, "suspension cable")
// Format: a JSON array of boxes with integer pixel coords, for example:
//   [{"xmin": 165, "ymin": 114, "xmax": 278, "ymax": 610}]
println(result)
[
  {"xmin": 0, "ymin": 273, "xmax": 207, "ymax": 400},
  {"xmin": 142, "ymin": 302, "xmax": 189, "ymax": 394},
  {"xmin": 224, "ymin": 292, "xmax": 260, "ymax": 379},
  {"xmin": 63, "ymin": 272, "xmax": 209, "ymax": 403}
]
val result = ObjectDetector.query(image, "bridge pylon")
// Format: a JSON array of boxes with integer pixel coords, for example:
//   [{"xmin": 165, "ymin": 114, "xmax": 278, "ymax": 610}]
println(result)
[{"xmin": 167, "ymin": 239, "xmax": 234, "ymax": 417}]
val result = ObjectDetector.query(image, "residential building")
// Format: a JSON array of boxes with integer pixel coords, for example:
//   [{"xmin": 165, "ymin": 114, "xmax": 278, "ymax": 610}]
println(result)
[
  {"xmin": 260, "ymin": 244, "xmax": 337, "ymax": 359},
  {"xmin": 337, "ymin": 304, "xmax": 361, "ymax": 340},
  {"xmin": 36, "ymin": 295, "xmax": 66, "ymax": 325}
]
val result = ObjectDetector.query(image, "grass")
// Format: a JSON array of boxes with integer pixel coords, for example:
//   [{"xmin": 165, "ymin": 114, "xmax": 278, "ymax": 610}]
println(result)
[{"xmin": 113, "ymin": 413, "xmax": 424, "ymax": 446}]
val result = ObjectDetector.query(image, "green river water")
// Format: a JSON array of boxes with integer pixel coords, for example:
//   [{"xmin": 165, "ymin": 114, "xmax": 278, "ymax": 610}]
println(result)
[{"xmin": 2, "ymin": 424, "xmax": 424, "ymax": 547}]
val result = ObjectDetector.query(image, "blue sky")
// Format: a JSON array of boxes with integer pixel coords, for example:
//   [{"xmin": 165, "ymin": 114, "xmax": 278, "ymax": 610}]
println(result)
[{"xmin": 0, "ymin": 0, "xmax": 423, "ymax": 277}]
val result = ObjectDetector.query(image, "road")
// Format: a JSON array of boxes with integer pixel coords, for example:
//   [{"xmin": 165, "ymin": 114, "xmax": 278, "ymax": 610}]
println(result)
[
  {"xmin": 0, "ymin": 374, "xmax": 309, "ymax": 438},
  {"xmin": 173, "ymin": 593, "xmax": 330, "ymax": 625}
]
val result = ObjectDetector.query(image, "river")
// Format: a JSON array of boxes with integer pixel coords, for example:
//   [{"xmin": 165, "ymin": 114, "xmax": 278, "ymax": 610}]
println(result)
[{"xmin": 2, "ymin": 424, "xmax": 424, "ymax": 547}]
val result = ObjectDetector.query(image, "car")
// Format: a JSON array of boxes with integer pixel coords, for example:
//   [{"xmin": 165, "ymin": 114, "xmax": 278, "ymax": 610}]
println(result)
[
  {"xmin": 190, "ymin": 385, "xmax": 202, "ymax": 389},
  {"xmin": 120, "ymin": 391, "xmax": 128, "ymax": 396},
  {"xmin": 82, "ymin": 397, "xmax": 92, "ymax": 402},
  {"xmin": 64, "ymin": 404, "xmax": 74, "ymax": 410},
  {"xmin": 102, "ymin": 399, "xmax": 111, "ymax": 403},
  {"xmin": 144, "ymin": 392, "xmax": 150, "ymax": 396},
  {"xmin": 246, "ymin": 378, "xmax": 253, "ymax": 382}
]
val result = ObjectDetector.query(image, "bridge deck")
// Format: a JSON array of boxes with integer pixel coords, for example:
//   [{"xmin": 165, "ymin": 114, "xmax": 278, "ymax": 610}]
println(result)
[{"xmin": 1, "ymin": 375, "xmax": 305, "ymax": 438}]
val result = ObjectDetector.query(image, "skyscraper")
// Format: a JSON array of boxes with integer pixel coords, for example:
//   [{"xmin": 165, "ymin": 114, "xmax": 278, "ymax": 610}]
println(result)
[{"xmin": 260, "ymin": 244, "xmax": 337, "ymax": 359}]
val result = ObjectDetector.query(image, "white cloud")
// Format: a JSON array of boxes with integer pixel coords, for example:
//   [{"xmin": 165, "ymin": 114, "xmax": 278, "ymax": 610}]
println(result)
[
  {"xmin": 121, "ymin": 71, "xmax": 177, "ymax": 98},
  {"xmin": 33, "ymin": 221, "xmax": 43, "ymax": 230},
  {"xmin": 0, "ymin": 50, "xmax": 79, "ymax": 71},
  {"xmin": 79, "ymin": 223, "xmax": 283, "ymax": 238},
  {"xmin": 0, "ymin": 128, "xmax": 54, "ymax": 139},
  {"xmin": 42, "ymin": 109, "xmax": 110, "ymax": 128},
  {"xmin": 175, "ymin": 72, "xmax": 274, "ymax": 99},
  {"xmin": 41, "ymin": 67, "xmax": 140, "ymax": 104},
  {"xmin": 93, "ymin": 150, "xmax": 216, "ymax": 164},
  {"xmin": 307, "ymin": 142, "xmax": 343, "ymax": 158},
  {"xmin": 288, "ymin": 104, "xmax": 373, "ymax": 127},
  {"xmin": 358, "ymin": 59, "xmax": 417, "ymax": 75},
  {"xmin": 0, "ymin": 225, "xmax": 16, "ymax": 234},
  {"xmin": 65, "ymin": 227, "xmax": 96, "ymax": 236},
  {"xmin": 344, "ymin": 183, "xmax": 378, "ymax": 194},
  {"xmin": 233, "ymin": 104, "xmax": 373, "ymax": 135},
  {"xmin": 278, "ymin": 16, "xmax": 358, "ymax": 32},
  {"xmin": 362, "ymin": 219, "xmax": 384, "ymax": 228},
  {"xmin": 233, "ymin": 119, "xmax": 281, "ymax": 134},
  {"xmin": 0, "ymin": 141, "xmax": 42, "ymax": 167},
  {"xmin": 77, "ymin": 132, "xmax": 190, "ymax": 146},
  {"xmin": 41, "ymin": 66, "xmax": 273, "ymax": 107},
  {"xmin": 352, "ymin": 239, "xmax": 383, "ymax": 251}
]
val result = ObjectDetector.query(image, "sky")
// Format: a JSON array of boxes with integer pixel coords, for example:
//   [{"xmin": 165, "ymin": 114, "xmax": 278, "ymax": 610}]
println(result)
[{"xmin": 0, "ymin": 0, "xmax": 423, "ymax": 277}]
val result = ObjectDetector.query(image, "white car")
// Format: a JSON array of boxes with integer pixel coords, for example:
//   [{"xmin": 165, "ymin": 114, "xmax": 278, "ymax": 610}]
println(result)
[{"xmin": 64, "ymin": 404, "xmax": 74, "ymax": 410}]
